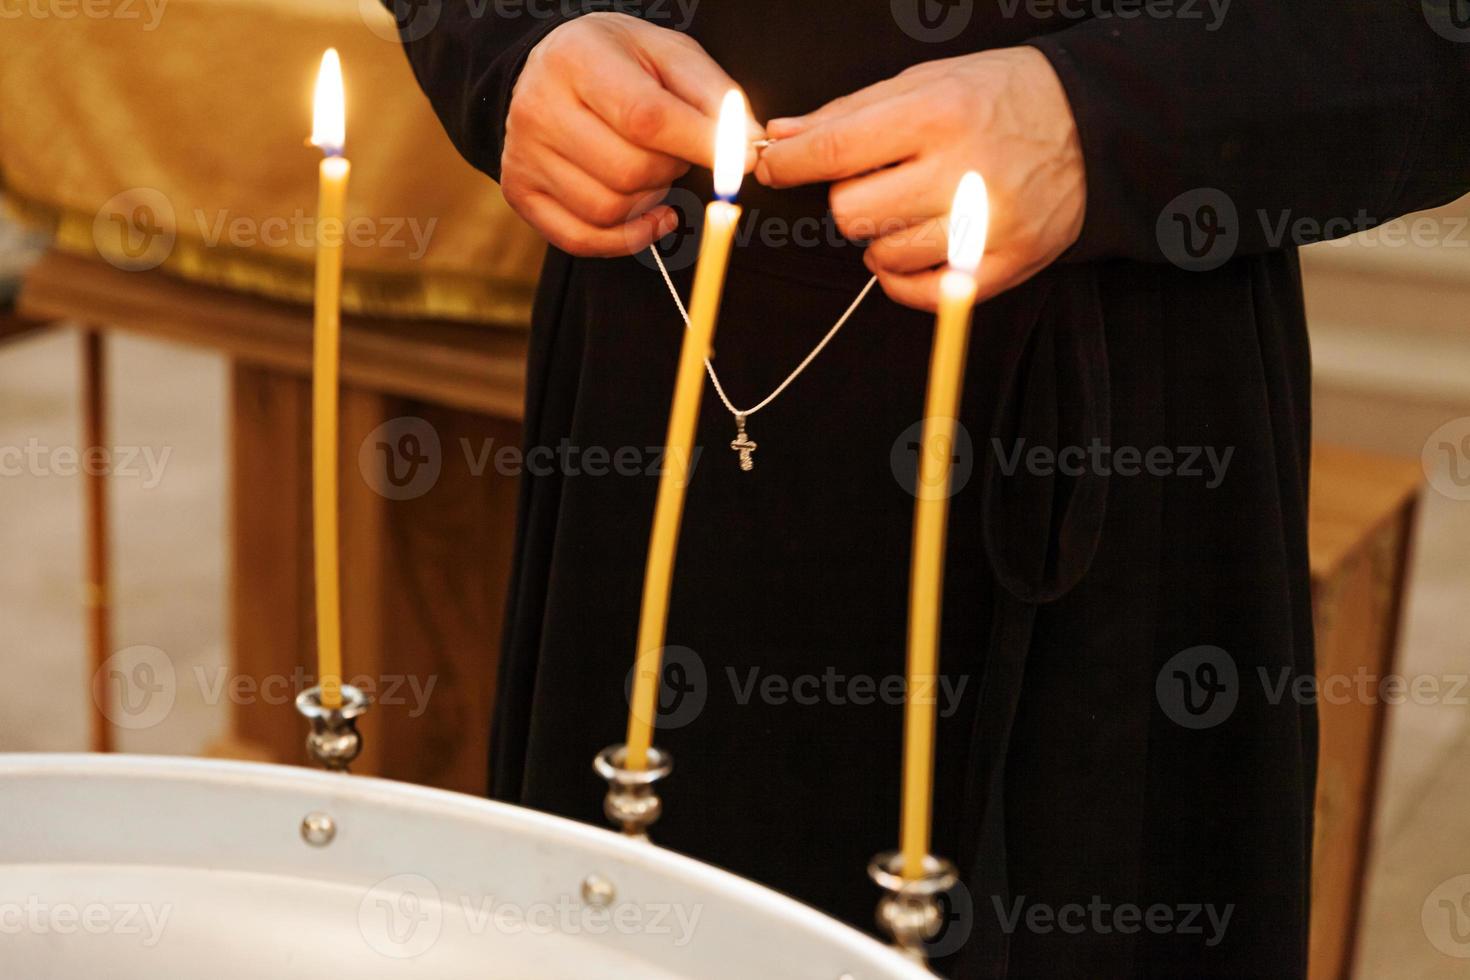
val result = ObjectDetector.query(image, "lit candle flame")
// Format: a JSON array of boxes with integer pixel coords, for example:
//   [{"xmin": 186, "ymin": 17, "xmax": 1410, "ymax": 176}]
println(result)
[
  {"xmin": 947, "ymin": 171, "xmax": 989, "ymax": 275},
  {"xmin": 312, "ymin": 48, "xmax": 346, "ymax": 156},
  {"xmin": 713, "ymin": 89, "xmax": 748, "ymax": 202}
]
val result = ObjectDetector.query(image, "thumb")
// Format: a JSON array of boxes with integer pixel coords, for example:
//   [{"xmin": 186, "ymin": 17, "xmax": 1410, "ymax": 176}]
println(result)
[{"xmin": 643, "ymin": 29, "xmax": 740, "ymax": 117}]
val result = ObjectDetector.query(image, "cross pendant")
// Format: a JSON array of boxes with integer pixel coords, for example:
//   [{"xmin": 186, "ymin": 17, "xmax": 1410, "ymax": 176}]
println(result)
[{"xmin": 730, "ymin": 414, "xmax": 757, "ymax": 472}]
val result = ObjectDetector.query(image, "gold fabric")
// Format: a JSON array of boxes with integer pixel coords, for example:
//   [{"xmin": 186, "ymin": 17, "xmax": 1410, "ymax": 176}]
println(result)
[{"xmin": 0, "ymin": 0, "xmax": 546, "ymax": 325}]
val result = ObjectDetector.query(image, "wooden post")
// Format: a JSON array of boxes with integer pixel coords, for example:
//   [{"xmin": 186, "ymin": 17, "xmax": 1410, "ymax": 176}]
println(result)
[{"xmin": 82, "ymin": 329, "xmax": 114, "ymax": 753}]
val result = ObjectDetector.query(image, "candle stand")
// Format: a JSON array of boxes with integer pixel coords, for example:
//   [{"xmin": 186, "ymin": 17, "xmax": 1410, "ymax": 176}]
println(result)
[
  {"xmin": 295, "ymin": 683, "xmax": 370, "ymax": 772},
  {"xmin": 594, "ymin": 744, "xmax": 673, "ymax": 840},
  {"xmin": 868, "ymin": 850, "xmax": 959, "ymax": 965}
]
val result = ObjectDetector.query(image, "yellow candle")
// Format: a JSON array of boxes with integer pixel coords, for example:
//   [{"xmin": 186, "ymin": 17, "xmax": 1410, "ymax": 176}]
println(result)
[
  {"xmin": 625, "ymin": 89, "xmax": 749, "ymax": 770},
  {"xmin": 901, "ymin": 172, "xmax": 989, "ymax": 879},
  {"xmin": 311, "ymin": 49, "xmax": 349, "ymax": 711}
]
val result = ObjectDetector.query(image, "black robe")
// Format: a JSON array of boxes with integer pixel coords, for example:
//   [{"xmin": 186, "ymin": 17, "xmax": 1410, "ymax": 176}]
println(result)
[{"xmin": 399, "ymin": 3, "xmax": 1470, "ymax": 976}]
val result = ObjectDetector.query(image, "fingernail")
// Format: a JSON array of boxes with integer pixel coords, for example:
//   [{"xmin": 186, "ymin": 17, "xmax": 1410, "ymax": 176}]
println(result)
[
  {"xmin": 767, "ymin": 117, "xmax": 804, "ymax": 137},
  {"xmin": 755, "ymin": 160, "xmax": 772, "ymax": 185}
]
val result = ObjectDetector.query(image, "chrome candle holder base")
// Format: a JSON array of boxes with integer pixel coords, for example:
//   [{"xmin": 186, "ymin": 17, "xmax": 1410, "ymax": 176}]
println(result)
[
  {"xmin": 868, "ymin": 851, "xmax": 959, "ymax": 964},
  {"xmin": 594, "ymin": 744, "xmax": 672, "ymax": 840},
  {"xmin": 295, "ymin": 684, "xmax": 370, "ymax": 772}
]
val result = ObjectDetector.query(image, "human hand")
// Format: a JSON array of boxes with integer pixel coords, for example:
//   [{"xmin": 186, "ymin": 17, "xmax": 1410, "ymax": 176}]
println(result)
[
  {"xmin": 756, "ymin": 47, "xmax": 1085, "ymax": 311},
  {"xmin": 504, "ymin": 13, "xmax": 760, "ymax": 256}
]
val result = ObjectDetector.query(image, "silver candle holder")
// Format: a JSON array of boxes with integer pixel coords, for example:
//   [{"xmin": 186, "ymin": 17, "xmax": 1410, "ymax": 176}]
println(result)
[
  {"xmin": 594, "ymin": 743, "xmax": 673, "ymax": 840},
  {"xmin": 295, "ymin": 683, "xmax": 370, "ymax": 772},
  {"xmin": 867, "ymin": 850, "xmax": 959, "ymax": 966}
]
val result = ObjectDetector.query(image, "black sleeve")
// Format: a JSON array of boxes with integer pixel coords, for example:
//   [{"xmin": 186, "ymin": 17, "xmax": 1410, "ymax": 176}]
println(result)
[
  {"xmin": 396, "ymin": 1, "xmax": 596, "ymax": 182},
  {"xmin": 1028, "ymin": 1, "xmax": 1470, "ymax": 264}
]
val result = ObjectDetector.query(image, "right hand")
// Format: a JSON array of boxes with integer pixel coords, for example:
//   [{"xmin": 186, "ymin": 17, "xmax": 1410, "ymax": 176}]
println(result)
[{"xmin": 502, "ymin": 13, "xmax": 758, "ymax": 257}]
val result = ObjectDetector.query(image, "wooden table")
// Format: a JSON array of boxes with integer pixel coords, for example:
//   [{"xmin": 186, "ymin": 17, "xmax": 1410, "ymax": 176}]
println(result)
[
  {"xmin": 0, "ymin": 302, "xmax": 45, "ymax": 344},
  {"xmin": 19, "ymin": 249, "xmax": 528, "ymax": 794},
  {"xmin": 1306, "ymin": 446, "xmax": 1421, "ymax": 980}
]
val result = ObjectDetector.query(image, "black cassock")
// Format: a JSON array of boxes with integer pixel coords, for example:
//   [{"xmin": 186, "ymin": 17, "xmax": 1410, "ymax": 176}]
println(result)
[{"xmin": 400, "ymin": 4, "xmax": 1469, "ymax": 976}]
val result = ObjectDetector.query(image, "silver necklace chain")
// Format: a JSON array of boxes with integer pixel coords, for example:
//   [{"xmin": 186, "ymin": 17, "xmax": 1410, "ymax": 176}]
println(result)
[{"xmin": 648, "ymin": 244, "xmax": 879, "ymax": 470}]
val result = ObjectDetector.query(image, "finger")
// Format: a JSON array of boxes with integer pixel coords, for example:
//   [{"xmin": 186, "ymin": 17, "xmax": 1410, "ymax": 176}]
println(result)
[
  {"xmin": 645, "ymin": 29, "xmax": 739, "ymax": 117},
  {"xmin": 879, "ymin": 253, "xmax": 1043, "ymax": 313},
  {"xmin": 829, "ymin": 159, "xmax": 949, "ymax": 240},
  {"xmin": 521, "ymin": 190, "xmax": 678, "ymax": 258},
  {"xmin": 875, "ymin": 267, "xmax": 945, "ymax": 314},
  {"xmin": 572, "ymin": 46, "xmax": 726, "ymax": 166},
  {"xmin": 973, "ymin": 254, "xmax": 1046, "ymax": 306},
  {"xmin": 509, "ymin": 81, "xmax": 689, "ymax": 192},
  {"xmin": 642, "ymin": 30, "xmax": 766, "ymax": 162},
  {"xmin": 766, "ymin": 71, "xmax": 929, "ymax": 138},
  {"xmin": 865, "ymin": 218, "xmax": 949, "ymax": 275},
  {"xmin": 756, "ymin": 94, "xmax": 924, "ymax": 188},
  {"xmin": 528, "ymin": 148, "xmax": 671, "ymax": 229},
  {"xmin": 541, "ymin": 103, "xmax": 690, "ymax": 194}
]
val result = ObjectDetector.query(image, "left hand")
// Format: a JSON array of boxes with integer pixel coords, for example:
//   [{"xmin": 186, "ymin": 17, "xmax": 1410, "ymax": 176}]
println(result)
[{"xmin": 755, "ymin": 47, "xmax": 1086, "ymax": 312}]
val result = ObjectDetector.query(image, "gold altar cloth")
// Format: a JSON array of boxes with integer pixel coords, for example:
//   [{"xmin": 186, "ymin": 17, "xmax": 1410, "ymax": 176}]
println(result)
[{"xmin": 0, "ymin": 0, "xmax": 545, "ymax": 325}]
